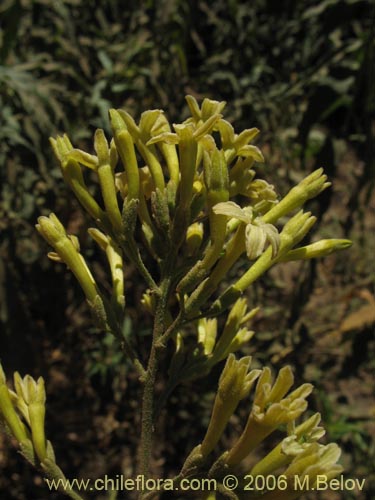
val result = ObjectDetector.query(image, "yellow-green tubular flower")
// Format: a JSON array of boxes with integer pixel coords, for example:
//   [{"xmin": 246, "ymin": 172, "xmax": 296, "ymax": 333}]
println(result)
[
  {"xmin": 0, "ymin": 365, "xmax": 30, "ymax": 443},
  {"xmin": 250, "ymin": 413, "xmax": 325, "ymax": 477},
  {"xmin": 263, "ymin": 168, "xmax": 331, "ymax": 225},
  {"xmin": 177, "ymin": 147, "xmax": 229, "ymax": 293},
  {"xmin": 258, "ymin": 443, "xmax": 343, "ymax": 500},
  {"xmin": 193, "ymin": 113, "xmax": 223, "ymax": 140},
  {"xmin": 36, "ymin": 214, "xmax": 99, "ymax": 303},
  {"xmin": 278, "ymin": 238, "xmax": 352, "ymax": 262},
  {"xmin": 185, "ymin": 95, "xmax": 226, "ymax": 124},
  {"xmin": 149, "ymin": 112, "xmax": 179, "ymax": 189},
  {"xmin": 225, "ymin": 366, "xmax": 313, "ymax": 466},
  {"xmin": 217, "ymin": 119, "xmax": 262, "ymax": 165},
  {"xmin": 200, "ymin": 355, "xmax": 261, "ymax": 457},
  {"xmin": 115, "ymin": 108, "xmax": 165, "ymax": 193},
  {"xmin": 88, "ymin": 228, "xmax": 125, "ymax": 315},
  {"xmin": 212, "ymin": 201, "xmax": 280, "ymax": 260},
  {"xmin": 13, "ymin": 373, "xmax": 47, "ymax": 463},
  {"xmin": 94, "ymin": 129, "xmax": 123, "ymax": 235},
  {"xmin": 174, "ymin": 123, "xmax": 198, "ymax": 212},
  {"xmin": 110, "ymin": 109, "xmax": 140, "ymax": 202},
  {"xmin": 50, "ymin": 136, "xmax": 106, "ymax": 224},
  {"xmin": 197, "ymin": 318, "xmax": 218, "ymax": 356},
  {"xmin": 203, "ymin": 147, "xmax": 229, "ymax": 244}
]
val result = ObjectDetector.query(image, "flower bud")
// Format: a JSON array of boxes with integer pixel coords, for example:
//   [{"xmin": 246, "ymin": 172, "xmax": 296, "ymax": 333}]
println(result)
[
  {"xmin": 36, "ymin": 214, "xmax": 100, "ymax": 303},
  {"xmin": 263, "ymin": 168, "xmax": 330, "ymax": 224},
  {"xmin": 200, "ymin": 355, "xmax": 260, "ymax": 457},
  {"xmin": 279, "ymin": 239, "xmax": 352, "ymax": 262}
]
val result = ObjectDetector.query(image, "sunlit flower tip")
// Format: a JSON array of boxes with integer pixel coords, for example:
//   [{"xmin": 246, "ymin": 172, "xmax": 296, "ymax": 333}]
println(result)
[
  {"xmin": 298, "ymin": 167, "xmax": 331, "ymax": 195},
  {"xmin": 252, "ymin": 366, "xmax": 291, "ymax": 410},
  {"xmin": 49, "ymin": 134, "xmax": 73, "ymax": 162},
  {"xmin": 237, "ymin": 145, "xmax": 264, "ymax": 162},
  {"xmin": 267, "ymin": 366, "xmax": 294, "ymax": 403},
  {"xmin": 94, "ymin": 128, "xmax": 110, "ymax": 166},
  {"xmin": 49, "ymin": 137, "xmax": 62, "ymax": 162},
  {"xmin": 67, "ymin": 149, "xmax": 98, "ymax": 170},
  {"xmin": 193, "ymin": 113, "xmax": 222, "ymax": 140},
  {"xmin": 234, "ymin": 128, "xmax": 261, "ymax": 150},
  {"xmin": 109, "ymin": 108, "xmax": 126, "ymax": 135},
  {"xmin": 220, "ymin": 355, "xmax": 260, "ymax": 400},
  {"xmin": 201, "ymin": 98, "xmax": 227, "ymax": 121},
  {"xmin": 198, "ymin": 318, "xmax": 217, "ymax": 355},
  {"xmin": 185, "ymin": 94, "xmax": 202, "ymax": 121}
]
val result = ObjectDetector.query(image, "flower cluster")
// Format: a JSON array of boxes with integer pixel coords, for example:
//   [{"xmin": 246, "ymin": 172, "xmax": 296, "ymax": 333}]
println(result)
[
  {"xmin": 0, "ymin": 364, "xmax": 78, "ymax": 497},
  {"xmin": 1, "ymin": 95, "xmax": 351, "ymax": 499},
  {"xmin": 194, "ymin": 357, "xmax": 343, "ymax": 499},
  {"xmin": 39, "ymin": 96, "xmax": 350, "ymax": 333}
]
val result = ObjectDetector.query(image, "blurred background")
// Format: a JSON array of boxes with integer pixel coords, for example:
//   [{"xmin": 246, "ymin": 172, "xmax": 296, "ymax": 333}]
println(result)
[{"xmin": 0, "ymin": 0, "xmax": 374, "ymax": 498}]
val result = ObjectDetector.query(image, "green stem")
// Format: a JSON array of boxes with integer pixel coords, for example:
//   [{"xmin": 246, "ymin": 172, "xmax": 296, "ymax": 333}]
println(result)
[
  {"xmin": 138, "ymin": 272, "xmax": 173, "ymax": 486},
  {"xmin": 120, "ymin": 238, "xmax": 159, "ymax": 293}
]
